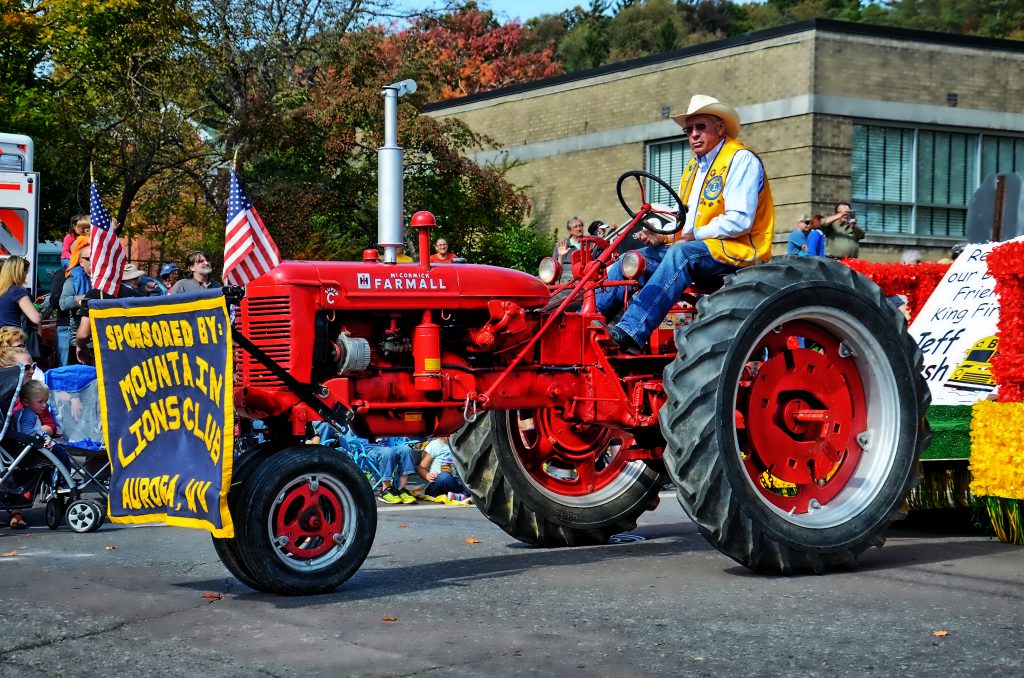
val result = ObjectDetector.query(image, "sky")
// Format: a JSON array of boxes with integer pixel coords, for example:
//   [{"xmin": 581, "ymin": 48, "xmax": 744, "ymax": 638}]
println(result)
[{"xmin": 396, "ymin": 0, "xmax": 589, "ymax": 24}]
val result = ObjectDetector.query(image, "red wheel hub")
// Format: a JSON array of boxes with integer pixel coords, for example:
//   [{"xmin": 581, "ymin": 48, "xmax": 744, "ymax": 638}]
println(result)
[
  {"xmin": 510, "ymin": 409, "xmax": 628, "ymax": 496},
  {"xmin": 272, "ymin": 477, "xmax": 344, "ymax": 559},
  {"xmin": 737, "ymin": 322, "xmax": 867, "ymax": 513}
]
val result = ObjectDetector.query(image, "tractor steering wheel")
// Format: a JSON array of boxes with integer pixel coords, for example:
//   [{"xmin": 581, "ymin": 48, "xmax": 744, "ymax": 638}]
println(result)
[{"xmin": 615, "ymin": 170, "xmax": 686, "ymax": 235}]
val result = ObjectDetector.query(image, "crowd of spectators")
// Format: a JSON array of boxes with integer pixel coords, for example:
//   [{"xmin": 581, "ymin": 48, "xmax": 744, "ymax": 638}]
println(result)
[{"xmin": 302, "ymin": 424, "xmax": 473, "ymax": 506}]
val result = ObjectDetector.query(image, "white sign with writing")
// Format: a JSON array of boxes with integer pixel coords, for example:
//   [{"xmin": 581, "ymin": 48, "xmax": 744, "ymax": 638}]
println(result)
[{"xmin": 908, "ymin": 242, "xmax": 1001, "ymax": 406}]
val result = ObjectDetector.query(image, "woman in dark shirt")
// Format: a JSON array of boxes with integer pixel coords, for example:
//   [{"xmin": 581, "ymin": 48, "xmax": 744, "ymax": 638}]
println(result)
[{"xmin": 0, "ymin": 256, "xmax": 41, "ymax": 329}]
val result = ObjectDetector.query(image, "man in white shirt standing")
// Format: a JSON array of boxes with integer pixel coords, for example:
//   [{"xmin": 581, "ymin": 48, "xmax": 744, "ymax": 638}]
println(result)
[{"xmin": 596, "ymin": 94, "xmax": 775, "ymax": 354}]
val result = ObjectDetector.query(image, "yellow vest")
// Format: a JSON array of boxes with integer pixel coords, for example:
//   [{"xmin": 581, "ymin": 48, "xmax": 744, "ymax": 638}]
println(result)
[{"xmin": 678, "ymin": 138, "xmax": 774, "ymax": 266}]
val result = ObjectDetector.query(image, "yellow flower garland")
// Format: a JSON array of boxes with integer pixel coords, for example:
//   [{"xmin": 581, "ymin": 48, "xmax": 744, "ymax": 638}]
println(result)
[{"xmin": 970, "ymin": 401, "xmax": 1024, "ymax": 500}]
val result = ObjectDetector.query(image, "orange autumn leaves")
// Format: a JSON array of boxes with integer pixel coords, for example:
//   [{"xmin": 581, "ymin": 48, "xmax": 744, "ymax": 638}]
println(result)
[{"xmin": 375, "ymin": 5, "xmax": 562, "ymax": 101}]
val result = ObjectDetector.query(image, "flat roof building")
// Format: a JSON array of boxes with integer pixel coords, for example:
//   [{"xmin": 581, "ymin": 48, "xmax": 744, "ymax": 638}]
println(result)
[{"xmin": 425, "ymin": 19, "xmax": 1024, "ymax": 261}]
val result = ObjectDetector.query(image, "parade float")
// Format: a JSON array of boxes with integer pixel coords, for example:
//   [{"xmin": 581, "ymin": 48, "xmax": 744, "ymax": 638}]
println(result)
[{"xmin": 847, "ymin": 218, "xmax": 1023, "ymax": 544}]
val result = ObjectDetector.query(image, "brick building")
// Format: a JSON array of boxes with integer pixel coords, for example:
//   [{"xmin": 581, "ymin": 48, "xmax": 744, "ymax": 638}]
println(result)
[{"xmin": 425, "ymin": 19, "xmax": 1024, "ymax": 261}]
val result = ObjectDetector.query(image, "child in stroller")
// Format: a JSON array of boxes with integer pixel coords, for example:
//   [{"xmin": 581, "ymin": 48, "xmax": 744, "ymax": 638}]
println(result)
[{"xmin": 0, "ymin": 363, "xmax": 109, "ymax": 532}]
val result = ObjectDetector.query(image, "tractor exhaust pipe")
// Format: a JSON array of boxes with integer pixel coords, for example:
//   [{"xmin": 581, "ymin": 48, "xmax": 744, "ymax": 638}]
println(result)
[{"xmin": 378, "ymin": 79, "xmax": 417, "ymax": 264}]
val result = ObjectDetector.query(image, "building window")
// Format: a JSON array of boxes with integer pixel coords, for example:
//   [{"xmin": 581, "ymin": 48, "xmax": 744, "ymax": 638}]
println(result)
[
  {"xmin": 646, "ymin": 139, "xmax": 691, "ymax": 206},
  {"xmin": 852, "ymin": 124, "xmax": 1022, "ymax": 238},
  {"xmin": 852, "ymin": 125, "xmax": 914, "ymax": 235},
  {"xmin": 981, "ymin": 136, "xmax": 1024, "ymax": 178},
  {"xmin": 916, "ymin": 130, "xmax": 976, "ymax": 237}
]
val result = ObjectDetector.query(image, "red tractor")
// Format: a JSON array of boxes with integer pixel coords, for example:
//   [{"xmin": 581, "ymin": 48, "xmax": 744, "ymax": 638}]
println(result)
[{"xmin": 213, "ymin": 84, "xmax": 928, "ymax": 595}]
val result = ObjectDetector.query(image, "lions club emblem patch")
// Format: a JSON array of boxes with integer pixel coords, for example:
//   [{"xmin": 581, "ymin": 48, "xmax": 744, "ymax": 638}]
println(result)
[{"xmin": 703, "ymin": 175, "xmax": 725, "ymax": 201}]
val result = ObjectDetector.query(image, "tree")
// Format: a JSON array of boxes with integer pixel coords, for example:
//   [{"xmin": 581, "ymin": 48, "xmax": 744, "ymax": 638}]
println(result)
[
  {"xmin": 558, "ymin": 0, "xmax": 614, "ymax": 71},
  {"xmin": 0, "ymin": 1, "xmax": 47, "ymax": 127},
  {"xmin": 522, "ymin": 13, "xmax": 571, "ymax": 54},
  {"xmin": 1, "ymin": 1, "xmax": 83, "ymax": 235},
  {"xmin": 606, "ymin": 0, "xmax": 686, "ymax": 61},
  {"xmin": 0, "ymin": 0, "xmax": 218, "ymax": 241},
  {"xmin": 680, "ymin": 0, "xmax": 751, "ymax": 40},
  {"xmin": 219, "ymin": 18, "xmax": 553, "ymax": 270},
  {"xmin": 380, "ymin": 3, "xmax": 563, "ymax": 100},
  {"xmin": 882, "ymin": 0, "xmax": 1024, "ymax": 37}
]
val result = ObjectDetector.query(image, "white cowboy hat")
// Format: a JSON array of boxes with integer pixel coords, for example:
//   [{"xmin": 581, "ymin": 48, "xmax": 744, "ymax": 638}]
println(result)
[
  {"xmin": 121, "ymin": 263, "xmax": 144, "ymax": 281},
  {"xmin": 671, "ymin": 94, "xmax": 741, "ymax": 139}
]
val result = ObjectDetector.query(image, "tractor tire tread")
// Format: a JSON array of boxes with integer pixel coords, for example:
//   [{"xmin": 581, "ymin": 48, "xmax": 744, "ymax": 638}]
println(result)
[
  {"xmin": 661, "ymin": 256, "xmax": 929, "ymax": 574},
  {"xmin": 451, "ymin": 412, "xmax": 661, "ymax": 547}
]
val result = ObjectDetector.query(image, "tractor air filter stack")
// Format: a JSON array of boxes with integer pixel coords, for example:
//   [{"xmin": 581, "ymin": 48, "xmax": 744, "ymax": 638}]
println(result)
[
  {"xmin": 413, "ymin": 311, "xmax": 442, "ymax": 392},
  {"xmin": 378, "ymin": 79, "xmax": 417, "ymax": 264}
]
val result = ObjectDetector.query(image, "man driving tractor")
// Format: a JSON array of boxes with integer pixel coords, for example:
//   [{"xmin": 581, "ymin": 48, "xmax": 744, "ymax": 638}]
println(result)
[{"xmin": 595, "ymin": 94, "xmax": 775, "ymax": 354}]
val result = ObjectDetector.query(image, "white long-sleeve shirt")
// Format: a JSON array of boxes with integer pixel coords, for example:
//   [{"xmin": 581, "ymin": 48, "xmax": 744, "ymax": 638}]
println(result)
[{"xmin": 682, "ymin": 138, "xmax": 765, "ymax": 241}]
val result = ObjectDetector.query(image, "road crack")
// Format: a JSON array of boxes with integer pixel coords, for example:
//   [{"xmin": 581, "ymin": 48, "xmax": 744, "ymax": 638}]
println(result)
[{"xmin": 0, "ymin": 600, "xmax": 223, "ymax": 659}]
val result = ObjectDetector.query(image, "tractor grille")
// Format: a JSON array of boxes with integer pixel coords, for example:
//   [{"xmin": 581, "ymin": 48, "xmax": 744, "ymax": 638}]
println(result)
[{"xmin": 245, "ymin": 295, "xmax": 292, "ymax": 386}]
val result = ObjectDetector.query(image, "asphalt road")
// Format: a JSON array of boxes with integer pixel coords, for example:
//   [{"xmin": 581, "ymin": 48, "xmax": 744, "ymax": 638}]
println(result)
[{"xmin": 1, "ymin": 495, "xmax": 1021, "ymax": 677}]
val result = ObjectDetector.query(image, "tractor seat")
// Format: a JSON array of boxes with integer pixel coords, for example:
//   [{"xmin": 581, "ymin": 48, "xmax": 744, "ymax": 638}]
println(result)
[
  {"xmin": 679, "ymin": 275, "xmax": 726, "ymax": 306},
  {"xmin": 690, "ymin": 275, "xmax": 725, "ymax": 294}
]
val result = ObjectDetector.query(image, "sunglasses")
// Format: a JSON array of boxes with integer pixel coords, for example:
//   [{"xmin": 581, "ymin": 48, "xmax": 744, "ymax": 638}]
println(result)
[
  {"xmin": 683, "ymin": 122, "xmax": 710, "ymax": 136},
  {"xmin": 80, "ymin": 256, "xmax": 90, "ymax": 261}
]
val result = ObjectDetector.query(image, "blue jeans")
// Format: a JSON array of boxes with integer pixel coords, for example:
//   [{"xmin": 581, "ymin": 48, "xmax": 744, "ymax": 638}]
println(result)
[
  {"xmin": 56, "ymin": 325, "xmax": 71, "ymax": 367},
  {"xmin": 423, "ymin": 472, "xmax": 466, "ymax": 496},
  {"xmin": 596, "ymin": 240, "xmax": 738, "ymax": 345},
  {"xmin": 366, "ymin": 444, "xmax": 416, "ymax": 484}
]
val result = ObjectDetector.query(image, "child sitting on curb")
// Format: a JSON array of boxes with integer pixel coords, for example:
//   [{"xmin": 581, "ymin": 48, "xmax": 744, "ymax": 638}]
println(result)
[{"xmin": 417, "ymin": 436, "xmax": 471, "ymax": 504}]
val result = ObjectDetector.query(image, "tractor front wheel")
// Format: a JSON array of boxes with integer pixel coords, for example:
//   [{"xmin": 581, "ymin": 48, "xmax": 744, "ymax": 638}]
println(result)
[
  {"xmin": 660, "ymin": 256, "xmax": 929, "ymax": 573},
  {"xmin": 224, "ymin": 446, "xmax": 376, "ymax": 595},
  {"xmin": 451, "ymin": 409, "xmax": 663, "ymax": 546},
  {"xmin": 211, "ymin": 444, "xmax": 276, "ymax": 591}
]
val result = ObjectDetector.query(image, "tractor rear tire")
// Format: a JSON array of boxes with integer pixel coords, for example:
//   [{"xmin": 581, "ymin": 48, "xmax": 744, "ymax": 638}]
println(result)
[
  {"xmin": 232, "ymin": 446, "xmax": 376, "ymax": 595},
  {"xmin": 451, "ymin": 409, "xmax": 663, "ymax": 546},
  {"xmin": 660, "ymin": 256, "xmax": 929, "ymax": 573}
]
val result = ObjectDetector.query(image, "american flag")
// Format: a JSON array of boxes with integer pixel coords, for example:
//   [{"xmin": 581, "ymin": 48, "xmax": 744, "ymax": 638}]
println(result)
[
  {"xmin": 89, "ymin": 181, "xmax": 127, "ymax": 296},
  {"xmin": 224, "ymin": 168, "xmax": 280, "ymax": 285}
]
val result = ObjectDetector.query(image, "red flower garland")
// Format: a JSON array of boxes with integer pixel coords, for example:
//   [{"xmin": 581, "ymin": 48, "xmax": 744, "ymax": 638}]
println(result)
[
  {"xmin": 842, "ymin": 260, "xmax": 950, "ymax": 323},
  {"xmin": 985, "ymin": 241, "xmax": 1024, "ymax": 399}
]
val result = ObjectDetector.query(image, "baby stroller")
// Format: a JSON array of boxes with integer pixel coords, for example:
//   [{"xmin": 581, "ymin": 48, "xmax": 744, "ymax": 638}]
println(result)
[{"xmin": 0, "ymin": 364, "xmax": 110, "ymax": 532}]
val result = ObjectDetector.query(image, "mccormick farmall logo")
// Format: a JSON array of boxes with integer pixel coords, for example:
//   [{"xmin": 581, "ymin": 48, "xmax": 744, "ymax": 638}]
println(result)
[{"xmin": 355, "ymin": 271, "xmax": 447, "ymax": 291}]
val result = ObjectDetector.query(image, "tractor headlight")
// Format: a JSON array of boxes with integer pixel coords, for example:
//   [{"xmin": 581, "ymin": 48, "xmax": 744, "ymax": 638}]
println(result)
[
  {"xmin": 538, "ymin": 257, "xmax": 562, "ymax": 284},
  {"xmin": 621, "ymin": 250, "xmax": 646, "ymax": 280}
]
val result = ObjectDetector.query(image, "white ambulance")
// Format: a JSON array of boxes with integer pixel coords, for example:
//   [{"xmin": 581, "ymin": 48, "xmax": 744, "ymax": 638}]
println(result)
[{"xmin": 0, "ymin": 132, "xmax": 41, "ymax": 294}]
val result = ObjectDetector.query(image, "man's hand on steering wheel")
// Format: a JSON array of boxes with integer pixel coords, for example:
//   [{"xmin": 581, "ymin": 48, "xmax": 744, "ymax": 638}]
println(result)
[
  {"xmin": 638, "ymin": 203, "xmax": 691, "ymax": 245},
  {"xmin": 616, "ymin": 170, "xmax": 687, "ymax": 236}
]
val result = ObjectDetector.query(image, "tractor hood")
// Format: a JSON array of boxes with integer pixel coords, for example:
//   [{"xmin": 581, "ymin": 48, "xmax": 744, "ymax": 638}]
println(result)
[{"xmin": 245, "ymin": 260, "xmax": 551, "ymax": 311}]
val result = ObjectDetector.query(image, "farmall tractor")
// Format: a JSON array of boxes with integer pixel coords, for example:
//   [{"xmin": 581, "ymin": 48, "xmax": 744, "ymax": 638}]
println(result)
[{"xmin": 215, "ymin": 82, "xmax": 929, "ymax": 595}]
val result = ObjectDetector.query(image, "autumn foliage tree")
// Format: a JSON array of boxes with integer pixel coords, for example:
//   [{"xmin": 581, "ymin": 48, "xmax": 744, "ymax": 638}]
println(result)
[
  {"xmin": 230, "ymin": 22, "xmax": 550, "ymax": 269},
  {"xmin": 378, "ymin": 2, "xmax": 564, "ymax": 100}
]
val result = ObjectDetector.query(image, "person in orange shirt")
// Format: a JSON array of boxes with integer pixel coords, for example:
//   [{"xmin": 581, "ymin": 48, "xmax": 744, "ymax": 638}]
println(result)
[{"xmin": 429, "ymin": 238, "xmax": 458, "ymax": 263}]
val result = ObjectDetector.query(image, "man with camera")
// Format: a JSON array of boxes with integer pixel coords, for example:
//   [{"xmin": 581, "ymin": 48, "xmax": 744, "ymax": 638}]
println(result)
[{"xmin": 823, "ymin": 201, "xmax": 865, "ymax": 259}]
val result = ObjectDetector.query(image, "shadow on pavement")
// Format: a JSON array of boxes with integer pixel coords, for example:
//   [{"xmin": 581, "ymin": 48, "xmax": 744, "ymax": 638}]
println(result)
[
  {"xmin": 721, "ymin": 532, "xmax": 1016, "ymax": 581},
  {"xmin": 176, "ymin": 527, "xmax": 705, "ymax": 604}
]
